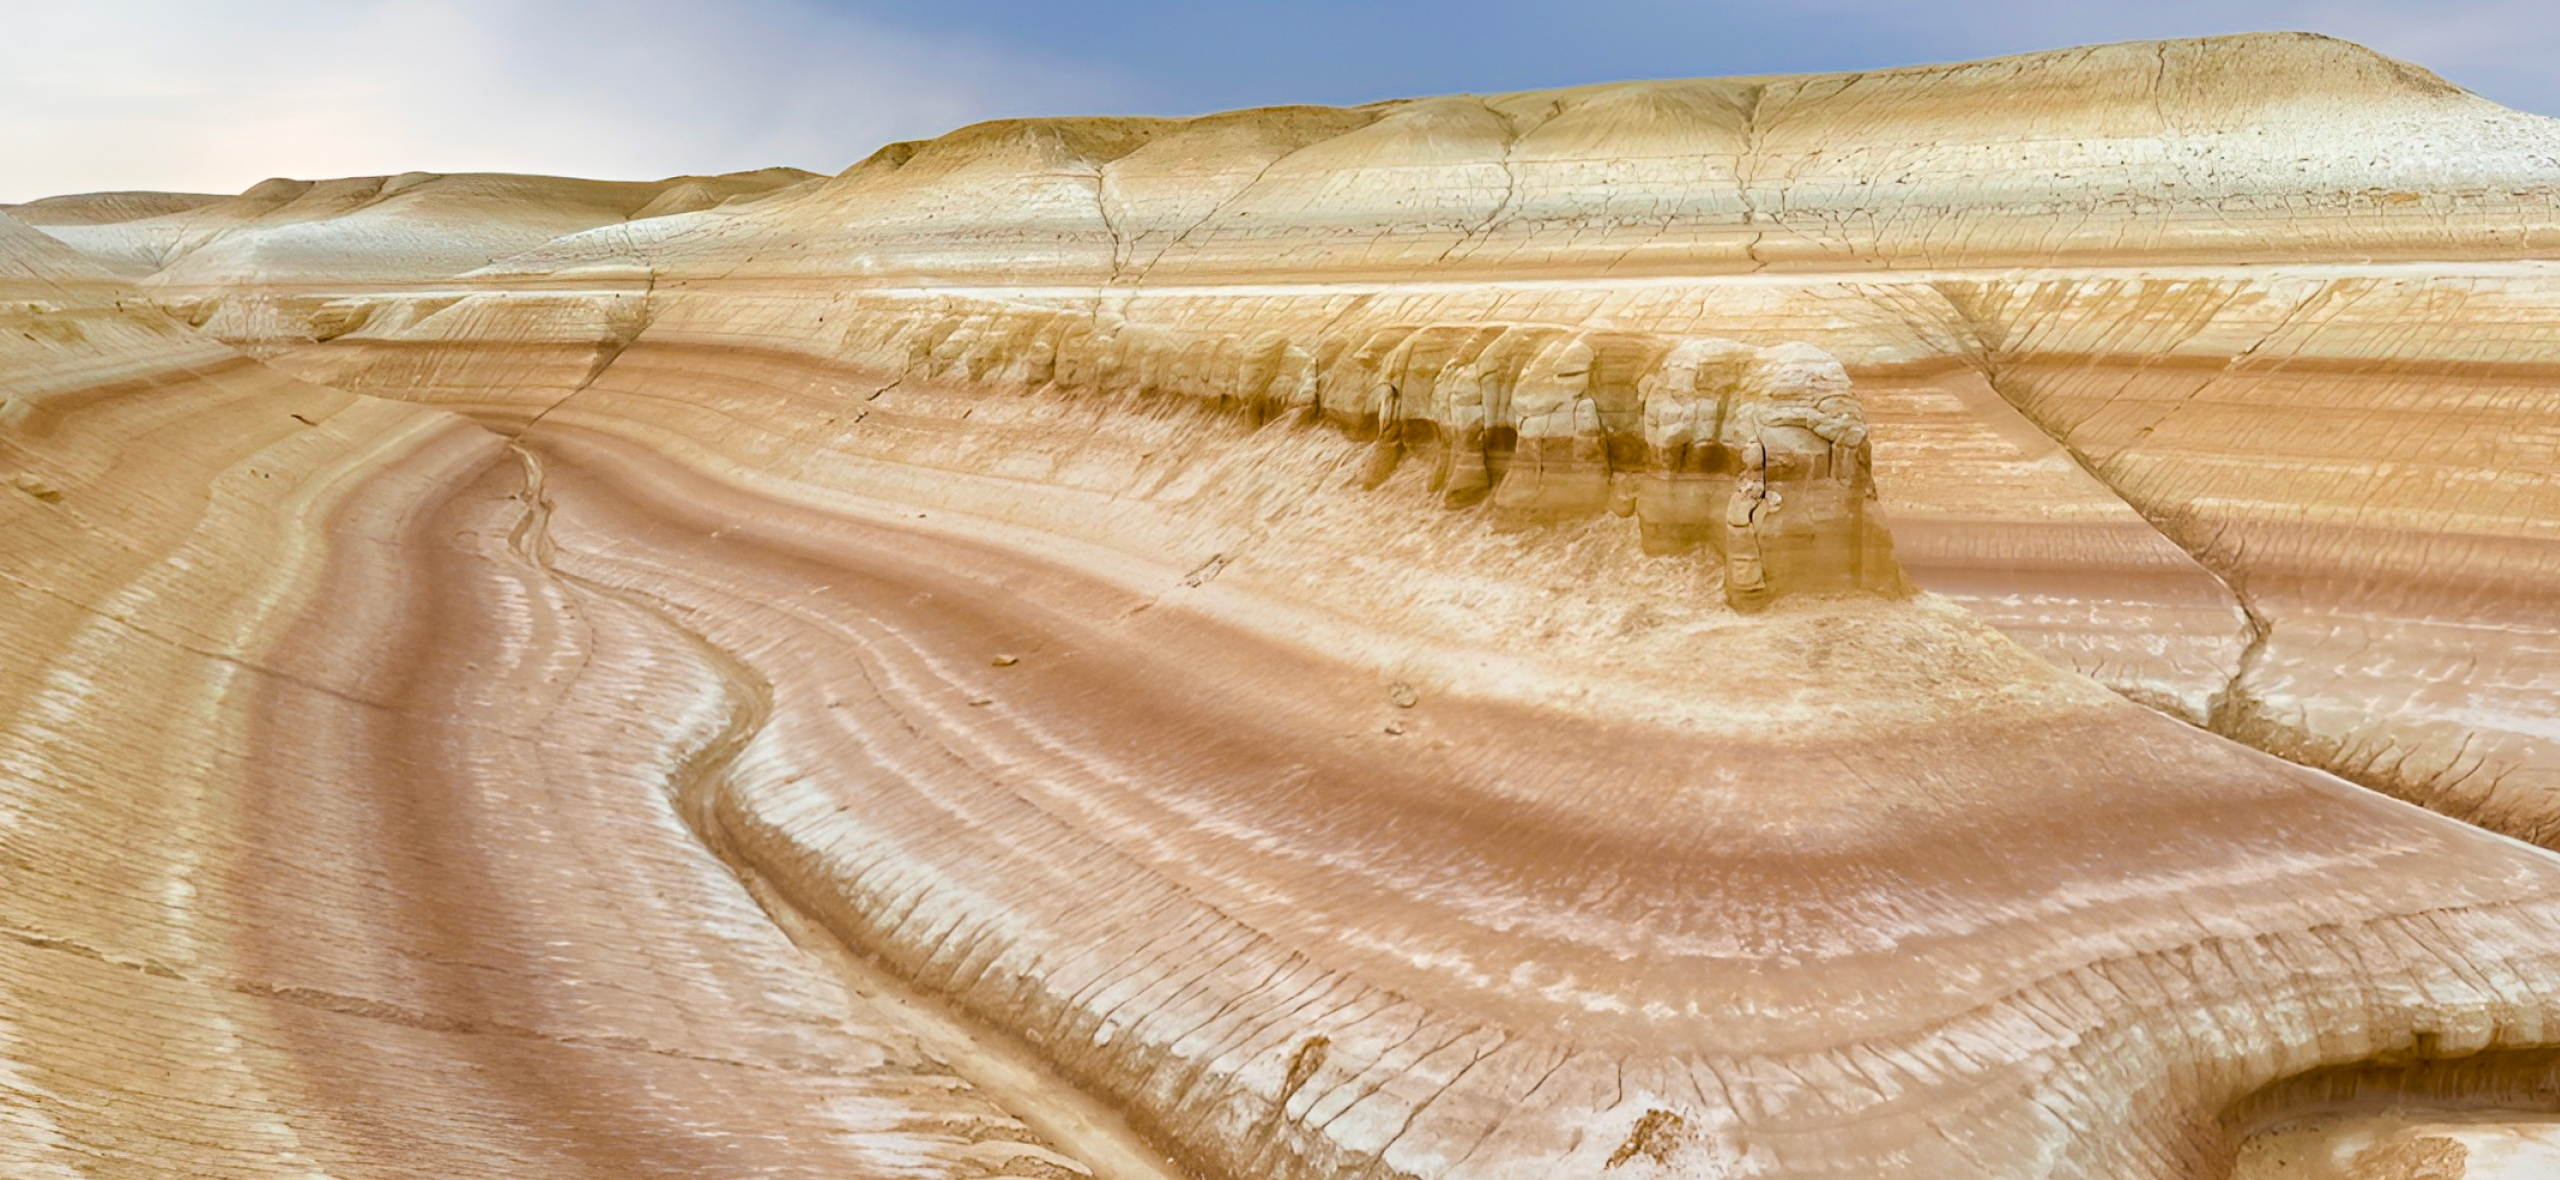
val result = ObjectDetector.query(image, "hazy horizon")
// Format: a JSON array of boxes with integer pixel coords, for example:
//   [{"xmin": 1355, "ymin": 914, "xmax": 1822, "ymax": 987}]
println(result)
[{"xmin": 6, "ymin": 0, "xmax": 2555, "ymax": 203}]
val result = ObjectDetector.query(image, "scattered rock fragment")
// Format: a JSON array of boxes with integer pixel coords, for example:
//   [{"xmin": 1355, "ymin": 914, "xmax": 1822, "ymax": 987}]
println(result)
[{"xmin": 12, "ymin": 472, "xmax": 62, "ymax": 502}]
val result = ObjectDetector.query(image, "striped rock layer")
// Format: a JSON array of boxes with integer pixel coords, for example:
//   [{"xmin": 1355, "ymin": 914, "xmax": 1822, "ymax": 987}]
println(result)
[{"xmin": 7, "ymin": 31, "xmax": 2560, "ymax": 1180}]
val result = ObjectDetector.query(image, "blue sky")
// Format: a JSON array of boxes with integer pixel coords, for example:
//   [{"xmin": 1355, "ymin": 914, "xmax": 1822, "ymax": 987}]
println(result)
[
  {"xmin": 4, "ymin": 0, "xmax": 2554, "ymax": 201},
  {"xmin": 869, "ymin": 0, "xmax": 2557, "ymax": 114}
]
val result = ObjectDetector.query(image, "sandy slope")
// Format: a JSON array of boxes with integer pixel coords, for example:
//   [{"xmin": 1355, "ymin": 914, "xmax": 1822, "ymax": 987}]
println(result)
[
  {"xmin": 0, "ymin": 209, "xmax": 1114, "ymax": 1180},
  {"xmin": 9, "ymin": 30, "xmax": 2560, "ymax": 1180}
]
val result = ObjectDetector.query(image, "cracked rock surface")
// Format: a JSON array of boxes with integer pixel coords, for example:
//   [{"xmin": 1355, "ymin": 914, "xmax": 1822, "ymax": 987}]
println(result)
[{"xmin": 7, "ymin": 30, "xmax": 2560, "ymax": 1180}]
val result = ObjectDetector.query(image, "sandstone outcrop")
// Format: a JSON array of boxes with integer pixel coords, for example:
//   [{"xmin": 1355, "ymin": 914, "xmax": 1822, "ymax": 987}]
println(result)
[
  {"xmin": 8, "ymin": 30, "xmax": 2560, "ymax": 1180},
  {"xmin": 0, "ymin": 209, "xmax": 1106, "ymax": 1180}
]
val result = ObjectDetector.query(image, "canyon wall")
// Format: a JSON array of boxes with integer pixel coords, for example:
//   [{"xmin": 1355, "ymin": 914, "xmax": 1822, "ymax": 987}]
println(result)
[
  {"xmin": 8, "ymin": 31, "xmax": 2560, "ymax": 1180},
  {"xmin": 0, "ymin": 202, "xmax": 1103, "ymax": 1180}
]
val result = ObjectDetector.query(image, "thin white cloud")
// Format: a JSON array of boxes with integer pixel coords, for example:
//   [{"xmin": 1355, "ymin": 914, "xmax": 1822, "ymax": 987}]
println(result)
[
  {"xmin": 0, "ymin": 0, "xmax": 1136, "ymax": 201},
  {"xmin": 13, "ymin": 0, "xmax": 2555, "ymax": 204}
]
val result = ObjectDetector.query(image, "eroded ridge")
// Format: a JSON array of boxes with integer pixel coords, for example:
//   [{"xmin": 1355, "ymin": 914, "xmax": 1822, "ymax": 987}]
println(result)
[
  {"xmin": 0, "ymin": 213, "xmax": 1112, "ymax": 1180},
  {"xmin": 512, "ymin": 419, "xmax": 2560, "ymax": 1180},
  {"xmin": 12, "ymin": 28, "xmax": 2560, "ymax": 1180},
  {"xmin": 864, "ymin": 303, "xmax": 1904, "ymax": 609}
]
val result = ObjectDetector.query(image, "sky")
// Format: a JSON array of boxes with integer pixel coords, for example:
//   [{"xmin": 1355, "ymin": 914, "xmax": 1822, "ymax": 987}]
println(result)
[{"xmin": 4, "ymin": 0, "xmax": 2555, "ymax": 202}]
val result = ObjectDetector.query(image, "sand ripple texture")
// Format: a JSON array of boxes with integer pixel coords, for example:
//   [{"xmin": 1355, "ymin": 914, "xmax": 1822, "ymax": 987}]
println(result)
[{"xmin": 7, "ymin": 32, "xmax": 2560, "ymax": 1180}]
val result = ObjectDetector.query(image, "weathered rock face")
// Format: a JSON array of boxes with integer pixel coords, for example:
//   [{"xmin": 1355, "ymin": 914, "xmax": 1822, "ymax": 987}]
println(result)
[
  {"xmin": 677, "ymin": 297, "xmax": 1904, "ymax": 609},
  {"xmin": 0, "ymin": 199, "xmax": 1116, "ymax": 1180},
  {"xmin": 8, "ymin": 30, "xmax": 2560, "ymax": 1180}
]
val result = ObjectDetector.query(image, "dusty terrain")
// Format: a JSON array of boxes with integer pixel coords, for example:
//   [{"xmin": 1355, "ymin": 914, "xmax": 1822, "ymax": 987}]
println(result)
[{"xmin": 5, "ymin": 32, "xmax": 2558, "ymax": 1180}]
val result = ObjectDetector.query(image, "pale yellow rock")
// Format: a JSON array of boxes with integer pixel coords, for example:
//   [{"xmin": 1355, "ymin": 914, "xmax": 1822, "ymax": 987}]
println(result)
[
  {"xmin": 2238, "ymin": 1113, "xmax": 2560, "ymax": 1180},
  {"xmin": 0, "ymin": 209, "xmax": 1103, "ymax": 1180},
  {"xmin": 9, "ymin": 30, "xmax": 2560, "ymax": 1180},
  {"xmin": 29, "ymin": 167, "xmax": 815, "ymax": 341}
]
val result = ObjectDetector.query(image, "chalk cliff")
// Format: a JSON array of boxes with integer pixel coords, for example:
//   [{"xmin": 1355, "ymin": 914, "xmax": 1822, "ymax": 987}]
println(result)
[{"xmin": 7, "ymin": 31, "xmax": 2560, "ymax": 1180}]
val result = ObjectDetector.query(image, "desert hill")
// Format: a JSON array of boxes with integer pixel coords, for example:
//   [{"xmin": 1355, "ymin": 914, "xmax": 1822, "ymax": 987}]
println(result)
[
  {"xmin": 471, "ymin": 31, "xmax": 2560, "ymax": 284},
  {"xmin": 6, "ymin": 31, "xmax": 2560, "ymax": 1180},
  {"xmin": 1, "ymin": 188, "xmax": 227, "ymax": 225},
  {"xmin": 25, "ymin": 166, "xmax": 815, "ymax": 284}
]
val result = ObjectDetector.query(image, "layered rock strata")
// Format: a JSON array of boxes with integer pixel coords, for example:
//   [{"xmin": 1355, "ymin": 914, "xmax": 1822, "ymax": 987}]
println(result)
[
  {"xmin": 0, "ymin": 213, "xmax": 1109, "ymax": 1179},
  {"xmin": 8, "ymin": 30, "xmax": 2560, "ymax": 1180},
  {"xmin": 17, "ymin": 167, "xmax": 816, "ymax": 343},
  {"xmin": 343, "ymin": 28, "xmax": 2536, "ymax": 840}
]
